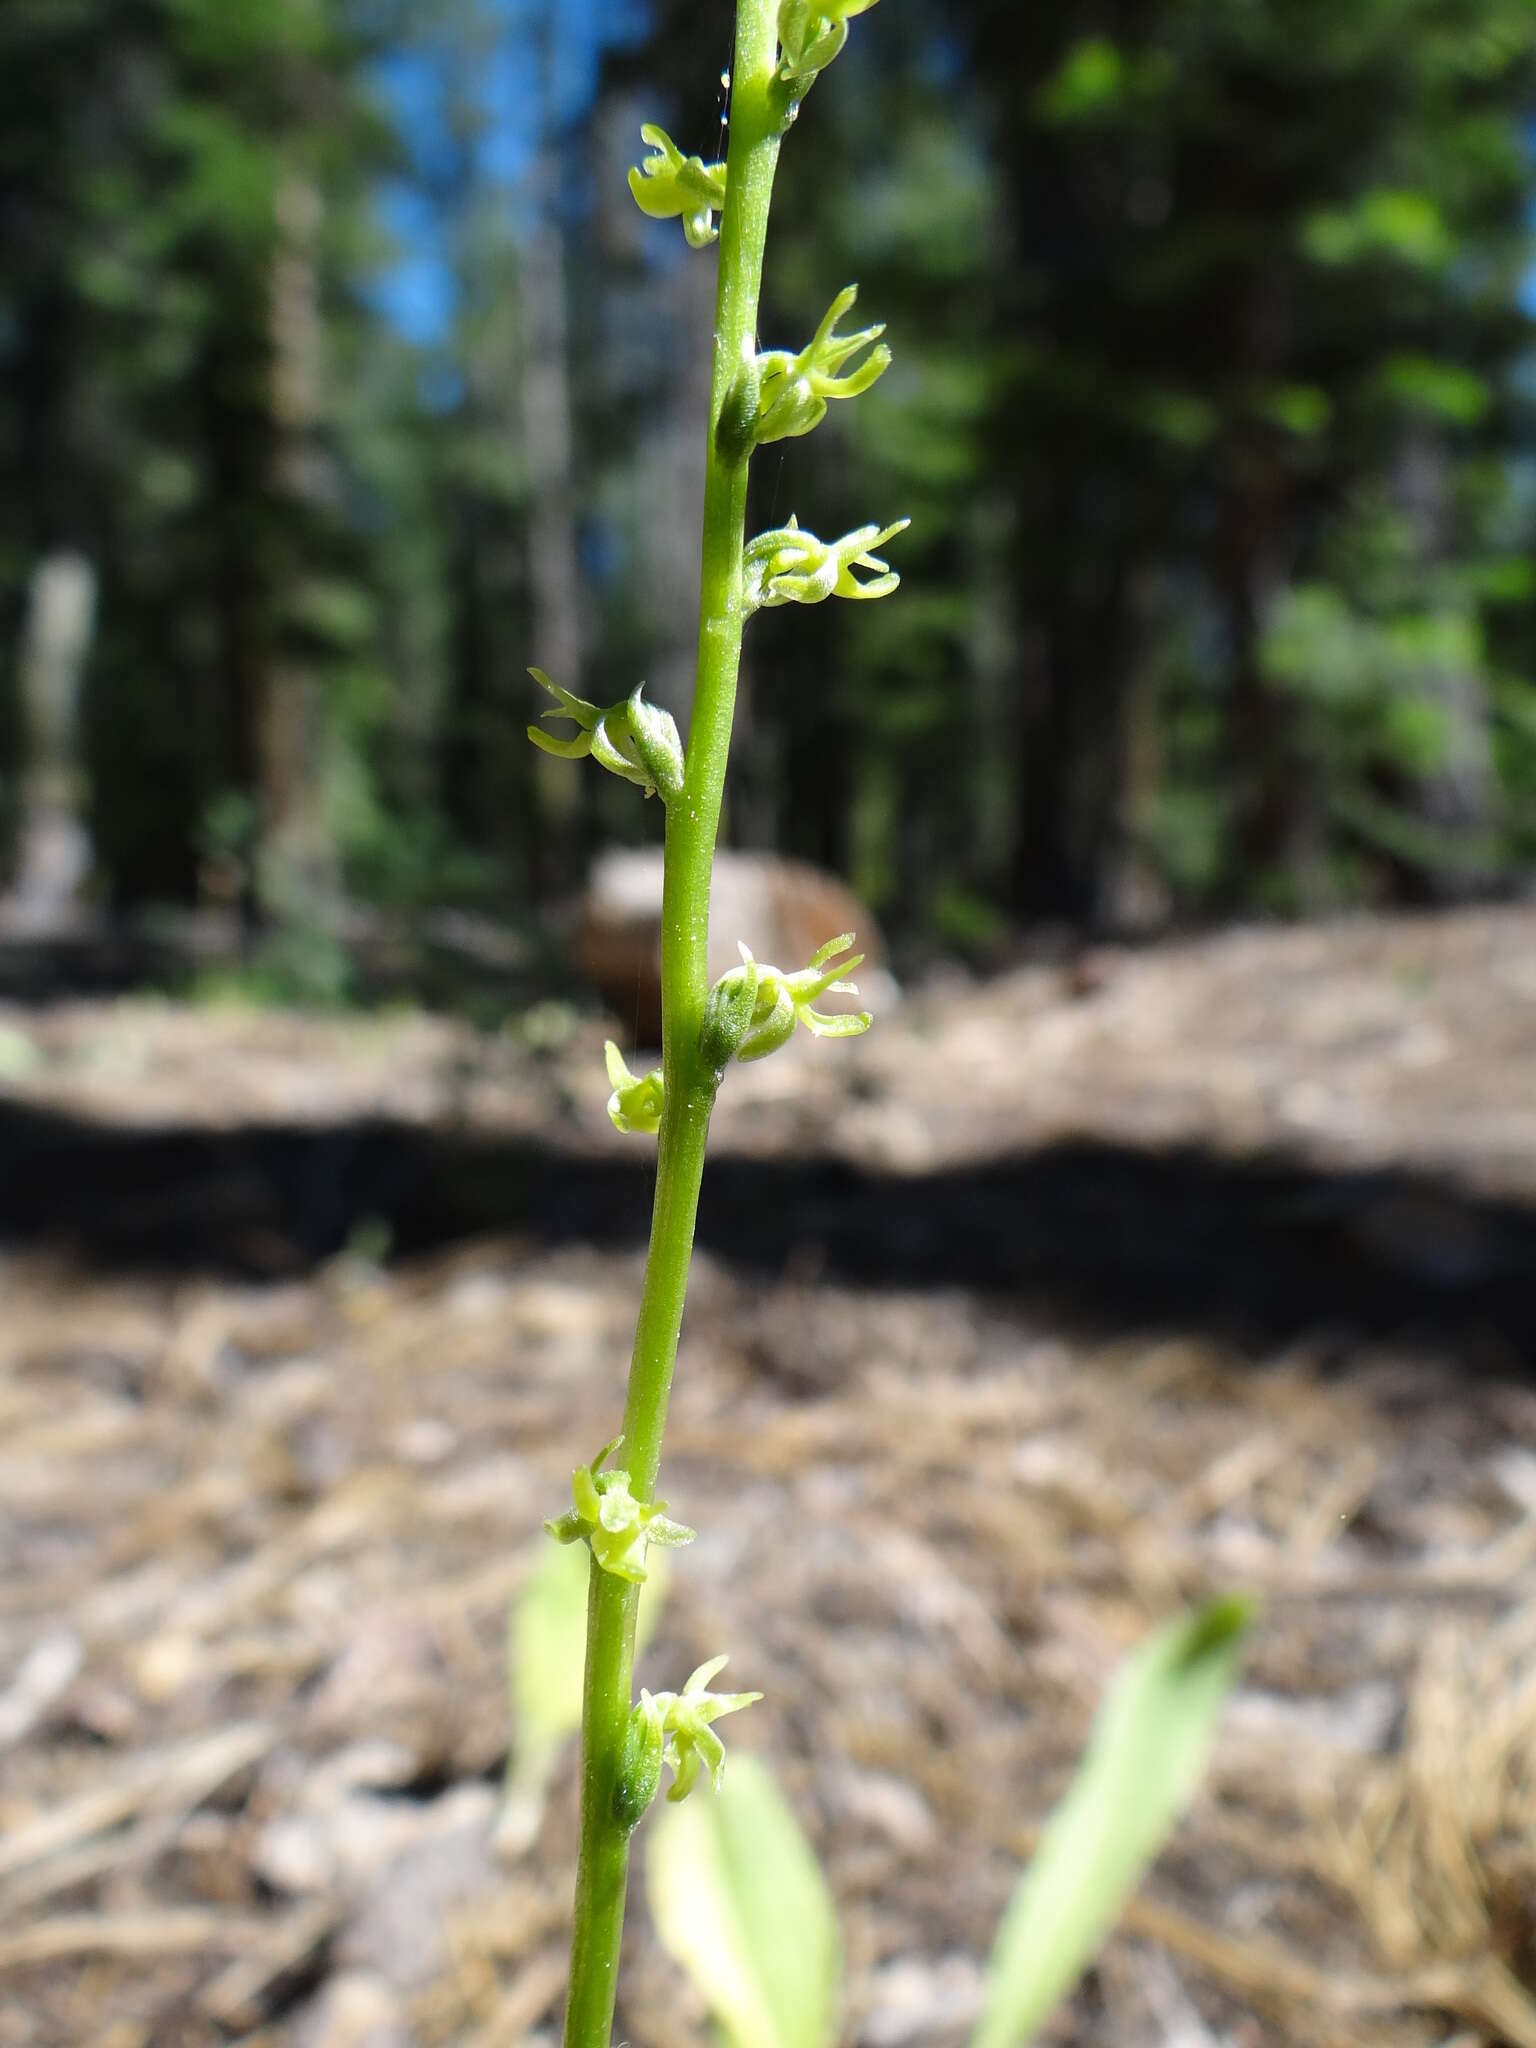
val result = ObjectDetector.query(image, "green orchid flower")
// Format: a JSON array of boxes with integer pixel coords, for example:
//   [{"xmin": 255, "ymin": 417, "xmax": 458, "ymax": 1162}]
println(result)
[
  {"xmin": 743, "ymin": 515, "xmax": 909, "ymax": 612},
  {"xmin": 754, "ymin": 285, "xmax": 891, "ymax": 444},
  {"xmin": 778, "ymin": 0, "xmax": 882, "ymax": 98},
  {"xmin": 544, "ymin": 1437, "xmax": 695, "ymax": 1584},
  {"xmin": 644, "ymin": 1655, "xmax": 764, "ymax": 1802},
  {"xmin": 627, "ymin": 124, "xmax": 728, "ymax": 249},
  {"xmin": 526, "ymin": 670, "xmax": 683, "ymax": 801},
  {"xmin": 703, "ymin": 934, "xmax": 871, "ymax": 1066}
]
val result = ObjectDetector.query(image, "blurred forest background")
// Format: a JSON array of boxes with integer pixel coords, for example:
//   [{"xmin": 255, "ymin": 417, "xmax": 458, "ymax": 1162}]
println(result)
[{"xmin": 5, "ymin": 0, "xmax": 1536, "ymax": 1002}]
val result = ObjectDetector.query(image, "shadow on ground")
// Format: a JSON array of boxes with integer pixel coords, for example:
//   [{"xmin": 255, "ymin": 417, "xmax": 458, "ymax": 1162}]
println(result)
[{"xmin": 0, "ymin": 1098, "xmax": 1530, "ymax": 1362}]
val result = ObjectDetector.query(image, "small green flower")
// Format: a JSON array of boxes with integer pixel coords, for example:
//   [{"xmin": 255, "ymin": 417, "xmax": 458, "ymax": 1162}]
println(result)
[
  {"xmin": 706, "ymin": 934, "xmax": 872, "ymax": 1065},
  {"xmin": 627, "ymin": 124, "xmax": 728, "ymax": 249},
  {"xmin": 605, "ymin": 1041, "xmax": 665, "ymax": 1136},
  {"xmin": 743, "ymin": 515, "xmax": 909, "ymax": 613},
  {"xmin": 754, "ymin": 285, "xmax": 891, "ymax": 445},
  {"xmin": 527, "ymin": 670, "xmax": 682, "ymax": 801},
  {"xmin": 643, "ymin": 1655, "xmax": 763, "ymax": 1802},
  {"xmin": 778, "ymin": 0, "xmax": 881, "ymax": 97},
  {"xmin": 544, "ymin": 1436, "xmax": 695, "ymax": 1585}
]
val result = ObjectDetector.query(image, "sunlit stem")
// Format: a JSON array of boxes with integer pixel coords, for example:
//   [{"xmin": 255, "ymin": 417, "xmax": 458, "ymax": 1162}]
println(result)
[{"xmin": 559, "ymin": 6, "xmax": 784, "ymax": 2045}]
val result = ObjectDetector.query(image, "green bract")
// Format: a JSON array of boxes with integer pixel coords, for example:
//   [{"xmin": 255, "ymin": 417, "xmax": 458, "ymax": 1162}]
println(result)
[
  {"xmin": 613, "ymin": 1689, "xmax": 667, "ymax": 1832},
  {"xmin": 754, "ymin": 285, "xmax": 891, "ymax": 444},
  {"xmin": 527, "ymin": 669, "xmax": 682, "ymax": 800},
  {"xmin": 544, "ymin": 1437, "xmax": 696, "ymax": 1585},
  {"xmin": 743, "ymin": 515, "xmax": 909, "ymax": 612},
  {"xmin": 604, "ymin": 1041, "xmax": 666, "ymax": 1135},
  {"xmin": 777, "ymin": 0, "xmax": 881, "ymax": 99},
  {"xmin": 699, "ymin": 947, "xmax": 764, "ymax": 1072},
  {"xmin": 627, "ymin": 123, "xmax": 728, "ymax": 249},
  {"xmin": 706, "ymin": 935, "xmax": 871, "ymax": 1064}
]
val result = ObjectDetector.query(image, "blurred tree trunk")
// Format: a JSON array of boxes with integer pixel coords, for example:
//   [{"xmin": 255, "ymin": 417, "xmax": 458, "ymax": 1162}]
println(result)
[
  {"xmin": 260, "ymin": 172, "xmax": 337, "ymax": 917},
  {"xmin": 1392, "ymin": 427, "xmax": 1496, "ymax": 897},
  {"xmin": 1105, "ymin": 569, "xmax": 1172, "ymax": 932},
  {"xmin": 8, "ymin": 552, "xmax": 96, "ymax": 926},
  {"xmin": 1009, "ymin": 470, "xmax": 1137, "ymax": 925},
  {"xmin": 206, "ymin": 277, "xmax": 278, "ymax": 921},
  {"xmin": 1223, "ymin": 466, "xmax": 1296, "ymax": 888}
]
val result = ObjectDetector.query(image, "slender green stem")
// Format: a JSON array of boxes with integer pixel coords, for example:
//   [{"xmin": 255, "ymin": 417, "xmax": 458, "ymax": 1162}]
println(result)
[{"xmin": 560, "ymin": 8, "xmax": 783, "ymax": 2046}]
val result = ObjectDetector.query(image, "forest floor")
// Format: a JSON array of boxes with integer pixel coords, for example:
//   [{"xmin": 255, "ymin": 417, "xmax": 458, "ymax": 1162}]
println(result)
[{"xmin": 1, "ymin": 902, "xmax": 1535, "ymax": 2048}]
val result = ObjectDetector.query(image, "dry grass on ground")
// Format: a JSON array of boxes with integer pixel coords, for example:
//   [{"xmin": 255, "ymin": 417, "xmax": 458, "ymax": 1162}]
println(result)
[{"xmin": 1, "ymin": 905, "xmax": 1534, "ymax": 2048}]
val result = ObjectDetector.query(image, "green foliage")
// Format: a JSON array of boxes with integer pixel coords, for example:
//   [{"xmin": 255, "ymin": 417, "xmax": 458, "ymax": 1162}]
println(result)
[
  {"xmin": 8, "ymin": 0, "xmax": 1535, "ymax": 947},
  {"xmin": 648, "ymin": 1754, "xmax": 841, "ymax": 2048},
  {"xmin": 647, "ymin": 1605, "xmax": 1251, "ymax": 2048},
  {"xmin": 971, "ymin": 1598, "xmax": 1254, "ymax": 2048},
  {"xmin": 1301, "ymin": 188, "xmax": 1453, "ymax": 269}
]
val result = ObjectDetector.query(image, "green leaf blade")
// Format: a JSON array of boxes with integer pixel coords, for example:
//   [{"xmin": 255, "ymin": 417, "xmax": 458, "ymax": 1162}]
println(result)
[
  {"xmin": 970, "ymin": 1596, "xmax": 1255, "ymax": 2048},
  {"xmin": 647, "ymin": 1753, "xmax": 841, "ymax": 2048}
]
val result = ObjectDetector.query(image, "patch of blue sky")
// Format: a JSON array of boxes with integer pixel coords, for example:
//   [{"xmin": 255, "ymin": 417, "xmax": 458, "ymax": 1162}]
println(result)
[
  {"xmin": 372, "ymin": 44, "xmax": 463, "ymax": 192},
  {"xmin": 369, "ymin": 0, "xmax": 654, "ymax": 348},
  {"xmin": 368, "ymin": 178, "xmax": 457, "ymax": 348}
]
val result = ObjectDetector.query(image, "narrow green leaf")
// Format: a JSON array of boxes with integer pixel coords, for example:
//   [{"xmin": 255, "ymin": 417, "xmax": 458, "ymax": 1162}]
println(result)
[
  {"xmin": 970, "ymin": 1596, "xmax": 1255, "ymax": 2048},
  {"xmin": 648, "ymin": 1753, "xmax": 840, "ymax": 2048}
]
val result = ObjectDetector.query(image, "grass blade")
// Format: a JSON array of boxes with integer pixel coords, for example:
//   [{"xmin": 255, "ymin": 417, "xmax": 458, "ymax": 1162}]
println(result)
[
  {"xmin": 648, "ymin": 1753, "xmax": 840, "ymax": 2048},
  {"xmin": 971, "ymin": 1595, "xmax": 1255, "ymax": 2048}
]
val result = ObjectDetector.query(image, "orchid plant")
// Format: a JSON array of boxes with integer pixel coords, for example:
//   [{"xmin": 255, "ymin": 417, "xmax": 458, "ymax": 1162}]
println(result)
[
  {"xmin": 526, "ymin": 11, "xmax": 898, "ymax": 2041},
  {"xmin": 524, "ymin": 9, "xmax": 1250, "ymax": 2046}
]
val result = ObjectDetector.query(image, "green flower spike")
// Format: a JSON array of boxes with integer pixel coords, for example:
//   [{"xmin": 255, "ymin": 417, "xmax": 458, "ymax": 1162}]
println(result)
[
  {"xmin": 627, "ymin": 124, "xmax": 728, "ymax": 249},
  {"xmin": 605, "ymin": 1041, "xmax": 665, "ymax": 1136},
  {"xmin": 544, "ymin": 1436, "xmax": 695, "ymax": 1585},
  {"xmin": 527, "ymin": 670, "xmax": 683, "ymax": 801},
  {"xmin": 743, "ymin": 515, "xmax": 910, "ymax": 613},
  {"xmin": 708, "ymin": 934, "xmax": 872, "ymax": 1065},
  {"xmin": 644, "ymin": 1655, "xmax": 763, "ymax": 1803},
  {"xmin": 754, "ymin": 285, "xmax": 891, "ymax": 445},
  {"xmin": 778, "ymin": 0, "xmax": 882, "ymax": 98}
]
